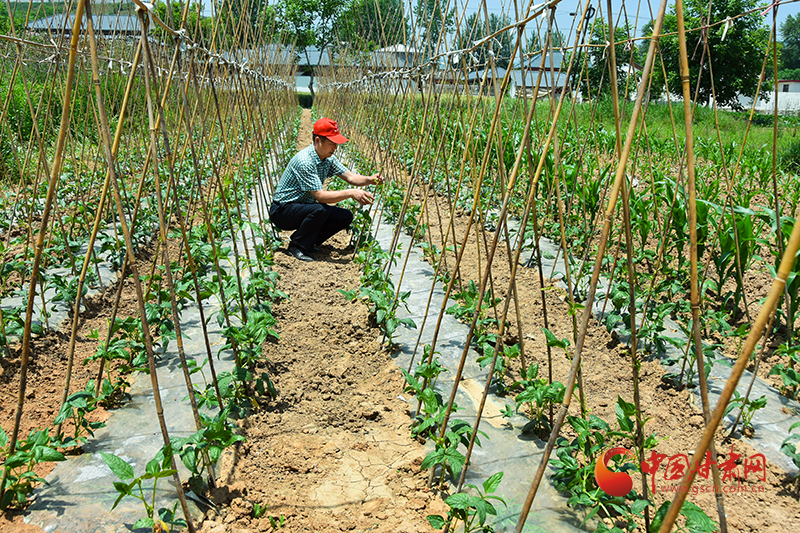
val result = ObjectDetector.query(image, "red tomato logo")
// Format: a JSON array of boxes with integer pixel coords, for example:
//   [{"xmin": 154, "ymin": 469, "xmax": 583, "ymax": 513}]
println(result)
[{"xmin": 595, "ymin": 447, "xmax": 635, "ymax": 497}]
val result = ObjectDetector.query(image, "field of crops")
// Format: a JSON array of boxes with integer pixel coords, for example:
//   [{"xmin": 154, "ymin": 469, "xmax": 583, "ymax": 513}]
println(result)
[{"xmin": 2, "ymin": 0, "xmax": 800, "ymax": 532}]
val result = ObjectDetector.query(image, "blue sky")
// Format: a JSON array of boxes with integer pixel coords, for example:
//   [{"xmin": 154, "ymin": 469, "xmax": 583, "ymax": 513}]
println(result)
[
  {"xmin": 465, "ymin": 0, "xmax": 800, "ymax": 41},
  {"xmin": 202, "ymin": 0, "xmax": 800, "ymax": 42}
]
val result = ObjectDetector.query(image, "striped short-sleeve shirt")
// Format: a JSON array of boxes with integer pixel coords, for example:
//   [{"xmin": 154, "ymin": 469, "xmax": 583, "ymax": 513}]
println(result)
[{"xmin": 272, "ymin": 144, "xmax": 349, "ymax": 204}]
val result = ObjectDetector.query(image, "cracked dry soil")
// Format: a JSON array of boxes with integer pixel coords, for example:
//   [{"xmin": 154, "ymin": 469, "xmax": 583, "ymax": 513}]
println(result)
[{"xmin": 196, "ymin": 230, "xmax": 444, "ymax": 533}]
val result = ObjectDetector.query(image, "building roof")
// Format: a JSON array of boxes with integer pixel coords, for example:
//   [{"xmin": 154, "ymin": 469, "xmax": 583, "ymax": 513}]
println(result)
[
  {"xmin": 221, "ymin": 44, "xmax": 294, "ymax": 66},
  {"xmin": 27, "ymin": 12, "xmax": 140, "ymax": 35},
  {"xmin": 513, "ymin": 49, "xmax": 566, "ymax": 70},
  {"xmin": 297, "ymin": 47, "xmax": 333, "ymax": 67},
  {"xmin": 370, "ymin": 45, "xmax": 419, "ymax": 69},
  {"xmin": 465, "ymin": 67, "xmax": 507, "ymax": 82},
  {"xmin": 512, "ymin": 69, "xmax": 570, "ymax": 89}
]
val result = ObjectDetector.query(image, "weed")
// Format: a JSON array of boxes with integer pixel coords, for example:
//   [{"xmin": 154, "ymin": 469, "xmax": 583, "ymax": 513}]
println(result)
[{"xmin": 269, "ymin": 514, "xmax": 286, "ymax": 528}]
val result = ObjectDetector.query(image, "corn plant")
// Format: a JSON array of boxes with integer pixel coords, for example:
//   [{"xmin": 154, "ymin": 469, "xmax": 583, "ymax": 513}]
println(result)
[
  {"xmin": 757, "ymin": 210, "xmax": 800, "ymax": 333},
  {"xmin": 709, "ymin": 204, "xmax": 759, "ymax": 312}
]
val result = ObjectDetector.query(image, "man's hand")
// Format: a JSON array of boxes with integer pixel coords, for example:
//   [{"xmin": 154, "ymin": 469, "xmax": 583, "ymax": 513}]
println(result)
[
  {"xmin": 368, "ymin": 173, "xmax": 383, "ymax": 186},
  {"xmin": 350, "ymin": 189, "xmax": 374, "ymax": 206}
]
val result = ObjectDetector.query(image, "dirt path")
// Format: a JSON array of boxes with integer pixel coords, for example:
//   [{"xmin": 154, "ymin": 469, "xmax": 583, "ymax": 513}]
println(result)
[{"xmin": 196, "ymin": 111, "xmax": 442, "ymax": 533}]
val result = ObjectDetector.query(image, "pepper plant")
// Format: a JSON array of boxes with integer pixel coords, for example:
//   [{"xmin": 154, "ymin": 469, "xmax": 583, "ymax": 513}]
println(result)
[
  {"xmin": 100, "ymin": 445, "xmax": 186, "ymax": 532},
  {"xmin": 0, "ymin": 427, "xmax": 66, "ymax": 509},
  {"xmin": 426, "ymin": 471, "xmax": 508, "ymax": 533}
]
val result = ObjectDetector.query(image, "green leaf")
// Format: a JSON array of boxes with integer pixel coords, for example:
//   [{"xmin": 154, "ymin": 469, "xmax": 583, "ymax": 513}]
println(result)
[
  {"xmin": 133, "ymin": 517, "xmax": 156, "ymax": 530},
  {"xmin": 146, "ymin": 456, "xmax": 162, "ymax": 476},
  {"xmin": 649, "ymin": 502, "xmax": 670, "ymax": 532},
  {"xmin": 421, "ymin": 448, "xmax": 444, "ymax": 471},
  {"xmin": 426, "ymin": 515, "xmax": 446, "ymax": 529},
  {"xmin": 682, "ymin": 501, "xmax": 718, "ymax": 533},
  {"xmin": 542, "ymin": 327, "xmax": 568, "ymax": 350},
  {"xmin": 580, "ymin": 505, "xmax": 601, "ymax": 526},
  {"xmin": 444, "ymin": 492, "xmax": 472, "ymax": 510},
  {"xmin": 99, "ymin": 452, "xmax": 134, "ymax": 480},
  {"xmin": 4, "ymin": 452, "xmax": 31, "ymax": 469},
  {"xmin": 38, "ymin": 447, "xmax": 66, "ymax": 463},
  {"xmin": 181, "ymin": 447, "xmax": 199, "ymax": 473},
  {"xmin": 153, "ymin": 469, "xmax": 178, "ymax": 479},
  {"xmin": 482, "ymin": 471, "xmax": 503, "ymax": 494},
  {"xmin": 54, "ymin": 404, "xmax": 71, "ymax": 425}
]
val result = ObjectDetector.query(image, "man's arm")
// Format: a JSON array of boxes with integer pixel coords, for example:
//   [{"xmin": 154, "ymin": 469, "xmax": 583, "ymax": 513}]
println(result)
[
  {"xmin": 312, "ymin": 188, "xmax": 374, "ymax": 205},
  {"xmin": 340, "ymin": 170, "xmax": 382, "ymax": 187}
]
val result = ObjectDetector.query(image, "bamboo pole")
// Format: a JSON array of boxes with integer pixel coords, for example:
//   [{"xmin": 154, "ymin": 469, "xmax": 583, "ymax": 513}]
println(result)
[
  {"xmin": 657, "ymin": 170, "xmax": 800, "ymax": 533},
  {"xmin": 674, "ymin": 1, "xmax": 729, "ymax": 528},
  {"xmin": 604, "ymin": 0, "xmax": 648, "ymax": 528},
  {"xmin": 0, "ymin": 0, "xmax": 88, "ymax": 504},
  {"xmin": 515, "ymin": 0, "xmax": 670, "ymax": 528}
]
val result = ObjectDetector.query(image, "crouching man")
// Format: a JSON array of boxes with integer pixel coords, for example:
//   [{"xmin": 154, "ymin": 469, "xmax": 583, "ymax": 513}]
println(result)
[{"xmin": 269, "ymin": 118, "xmax": 381, "ymax": 262}]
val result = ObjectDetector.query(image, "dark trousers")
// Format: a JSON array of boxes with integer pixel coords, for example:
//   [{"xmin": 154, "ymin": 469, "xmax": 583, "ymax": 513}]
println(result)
[{"xmin": 269, "ymin": 202, "xmax": 353, "ymax": 253}]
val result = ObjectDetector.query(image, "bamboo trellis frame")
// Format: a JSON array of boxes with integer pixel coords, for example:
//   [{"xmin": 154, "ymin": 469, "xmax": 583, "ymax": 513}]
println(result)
[{"xmin": 1, "ymin": 0, "xmax": 799, "ymax": 531}]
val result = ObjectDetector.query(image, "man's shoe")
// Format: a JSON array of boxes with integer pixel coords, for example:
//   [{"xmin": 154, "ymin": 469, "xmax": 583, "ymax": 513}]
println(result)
[{"xmin": 288, "ymin": 244, "xmax": 314, "ymax": 262}]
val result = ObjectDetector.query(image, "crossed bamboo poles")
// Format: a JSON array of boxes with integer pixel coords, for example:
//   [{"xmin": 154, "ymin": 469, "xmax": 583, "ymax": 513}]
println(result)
[
  {"xmin": 1, "ymin": 0, "xmax": 799, "ymax": 532},
  {"xmin": 0, "ymin": 0, "xmax": 295, "ymax": 527},
  {"xmin": 316, "ymin": 0, "xmax": 799, "ymax": 532}
]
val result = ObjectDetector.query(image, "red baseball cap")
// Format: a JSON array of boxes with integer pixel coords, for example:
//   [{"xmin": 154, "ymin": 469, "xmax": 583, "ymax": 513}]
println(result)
[{"xmin": 313, "ymin": 118, "xmax": 349, "ymax": 144}]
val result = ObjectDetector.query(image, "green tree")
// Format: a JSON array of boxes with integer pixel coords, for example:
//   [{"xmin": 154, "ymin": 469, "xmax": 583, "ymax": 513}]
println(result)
[
  {"xmin": 0, "ymin": 10, "xmax": 9, "ymax": 35},
  {"xmin": 276, "ymin": 0, "xmax": 347, "ymax": 96},
  {"xmin": 414, "ymin": 0, "xmax": 454, "ymax": 58},
  {"xmin": 218, "ymin": 0, "xmax": 268, "ymax": 46},
  {"xmin": 580, "ymin": 22, "xmax": 641, "ymax": 99},
  {"xmin": 337, "ymin": 0, "xmax": 407, "ymax": 50},
  {"xmin": 781, "ymin": 14, "xmax": 800, "ymax": 74},
  {"xmin": 153, "ymin": 1, "xmax": 214, "ymax": 45},
  {"xmin": 457, "ymin": 12, "xmax": 514, "ymax": 70},
  {"xmin": 649, "ymin": 0, "xmax": 769, "ymax": 110}
]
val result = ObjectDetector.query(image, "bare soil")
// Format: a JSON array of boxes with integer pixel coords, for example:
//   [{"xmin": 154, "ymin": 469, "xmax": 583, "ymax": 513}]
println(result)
[
  {"xmin": 193, "ymin": 110, "xmax": 442, "ymax": 533},
  {"xmin": 195, "ymin": 230, "xmax": 444, "ymax": 533}
]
